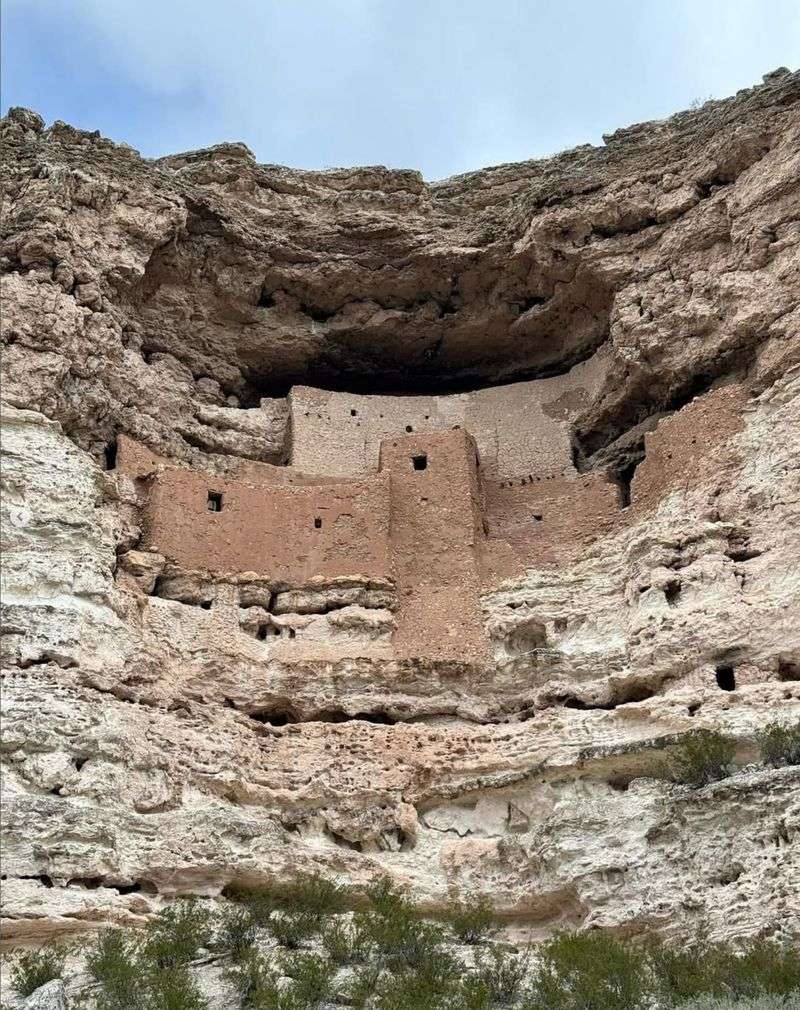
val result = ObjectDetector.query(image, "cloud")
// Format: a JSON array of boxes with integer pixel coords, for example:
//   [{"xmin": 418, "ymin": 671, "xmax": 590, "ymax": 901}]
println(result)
[{"xmin": 3, "ymin": 0, "xmax": 798, "ymax": 178}]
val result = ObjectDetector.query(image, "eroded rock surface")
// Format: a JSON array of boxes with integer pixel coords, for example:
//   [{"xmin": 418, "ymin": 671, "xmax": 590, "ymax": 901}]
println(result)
[{"xmin": 1, "ymin": 70, "xmax": 799, "ymax": 946}]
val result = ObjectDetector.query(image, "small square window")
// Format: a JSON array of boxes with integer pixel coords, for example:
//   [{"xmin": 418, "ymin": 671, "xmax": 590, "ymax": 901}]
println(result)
[
  {"xmin": 412, "ymin": 454, "xmax": 427, "ymax": 471},
  {"xmin": 350, "ymin": 408, "xmax": 357, "ymax": 416},
  {"xmin": 207, "ymin": 491, "xmax": 223, "ymax": 512},
  {"xmin": 314, "ymin": 516, "xmax": 322, "ymax": 529}
]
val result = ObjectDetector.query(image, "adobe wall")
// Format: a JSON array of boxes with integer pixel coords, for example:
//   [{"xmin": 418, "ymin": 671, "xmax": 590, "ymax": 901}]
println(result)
[
  {"xmin": 141, "ymin": 466, "xmax": 392, "ymax": 585},
  {"xmin": 379, "ymin": 429, "xmax": 490, "ymax": 663},
  {"xmin": 288, "ymin": 347, "xmax": 609, "ymax": 480},
  {"xmin": 481, "ymin": 472, "xmax": 620, "ymax": 579},
  {"xmin": 630, "ymin": 384, "xmax": 747, "ymax": 509}
]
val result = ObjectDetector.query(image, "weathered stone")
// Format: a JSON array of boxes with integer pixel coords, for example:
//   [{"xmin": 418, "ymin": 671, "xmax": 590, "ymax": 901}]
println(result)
[{"xmin": 0, "ymin": 71, "xmax": 799, "ymax": 955}]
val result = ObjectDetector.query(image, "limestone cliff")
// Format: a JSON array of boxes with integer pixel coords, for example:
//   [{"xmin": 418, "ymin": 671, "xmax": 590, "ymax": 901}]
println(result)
[{"xmin": 1, "ymin": 68, "xmax": 799, "ymax": 945}]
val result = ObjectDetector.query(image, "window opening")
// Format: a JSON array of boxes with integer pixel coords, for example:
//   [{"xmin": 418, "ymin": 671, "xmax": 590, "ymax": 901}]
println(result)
[
  {"xmin": 412, "ymin": 454, "xmax": 427, "ymax": 471},
  {"xmin": 715, "ymin": 665, "xmax": 736, "ymax": 691},
  {"xmin": 207, "ymin": 491, "xmax": 223, "ymax": 512},
  {"xmin": 314, "ymin": 516, "xmax": 322, "ymax": 529}
]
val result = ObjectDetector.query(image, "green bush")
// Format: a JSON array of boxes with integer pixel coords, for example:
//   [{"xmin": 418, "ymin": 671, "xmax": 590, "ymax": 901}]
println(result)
[
  {"xmin": 281, "ymin": 952, "xmax": 334, "ymax": 1006},
  {"xmin": 7, "ymin": 945, "xmax": 67, "ymax": 997},
  {"xmin": 669, "ymin": 730, "xmax": 737, "ymax": 787},
  {"xmin": 443, "ymin": 894, "xmax": 499, "ymax": 945},
  {"xmin": 141, "ymin": 899, "xmax": 213, "ymax": 970},
  {"xmin": 365, "ymin": 876, "xmax": 410, "ymax": 918},
  {"xmin": 526, "ymin": 931, "xmax": 646, "ymax": 1010},
  {"xmin": 454, "ymin": 976, "xmax": 494, "ymax": 1010},
  {"xmin": 647, "ymin": 935, "xmax": 800, "ymax": 1004},
  {"xmin": 320, "ymin": 915, "xmax": 373, "ymax": 965},
  {"xmin": 672, "ymin": 996, "xmax": 800, "ymax": 1010},
  {"xmin": 730, "ymin": 939, "xmax": 800, "ymax": 996},
  {"xmin": 224, "ymin": 949, "xmax": 282, "ymax": 1008},
  {"xmin": 373, "ymin": 955, "xmax": 461, "ymax": 1010},
  {"xmin": 757, "ymin": 721, "xmax": 800, "ymax": 768},
  {"xmin": 146, "ymin": 965, "xmax": 209, "ymax": 1010},
  {"xmin": 226, "ymin": 873, "xmax": 349, "ymax": 921},
  {"xmin": 215, "ymin": 905, "xmax": 258, "ymax": 962},
  {"xmin": 268, "ymin": 911, "xmax": 319, "ymax": 949},
  {"xmin": 338, "ymin": 965, "xmax": 383, "ymax": 1008},
  {"xmin": 473, "ymin": 945, "xmax": 531, "ymax": 1006},
  {"xmin": 85, "ymin": 929, "xmax": 144, "ymax": 1010},
  {"xmin": 365, "ymin": 911, "xmax": 450, "ymax": 971}
]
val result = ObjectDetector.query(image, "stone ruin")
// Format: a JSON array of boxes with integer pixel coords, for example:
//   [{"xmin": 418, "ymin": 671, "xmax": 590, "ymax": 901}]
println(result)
[{"xmin": 1, "ymin": 68, "xmax": 799, "ymax": 947}]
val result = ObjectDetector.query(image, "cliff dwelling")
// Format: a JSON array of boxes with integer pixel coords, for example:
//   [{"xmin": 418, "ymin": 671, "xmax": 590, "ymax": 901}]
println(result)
[{"xmin": 1, "ymin": 67, "xmax": 799, "ymax": 963}]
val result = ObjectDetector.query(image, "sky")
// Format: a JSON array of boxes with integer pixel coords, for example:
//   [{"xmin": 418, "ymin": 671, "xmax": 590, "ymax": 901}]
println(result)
[{"xmin": 2, "ymin": 1, "xmax": 798, "ymax": 181}]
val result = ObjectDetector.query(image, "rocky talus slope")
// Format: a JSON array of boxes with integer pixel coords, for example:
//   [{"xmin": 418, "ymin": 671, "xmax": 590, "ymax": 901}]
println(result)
[{"xmin": 1, "ymin": 67, "xmax": 799, "ymax": 948}]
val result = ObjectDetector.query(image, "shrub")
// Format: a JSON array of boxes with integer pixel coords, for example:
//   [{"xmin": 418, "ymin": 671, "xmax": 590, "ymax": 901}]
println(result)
[
  {"xmin": 373, "ymin": 956, "xmax": 461, "ymax": 1010},
  {"xmin": 141, "ymin": 899, "xmax": 213, "ymax": 970},
  {"xmin": 226, "ymin": 873, "xmax": 349, "ymax": 921},
  {"xmin": 454, "ymin": 976, "xmax": 494, "ymax": 1010},
  {"xmin": 287, "ymin": 873, "xmax": 350, "ymax": 915},
  {"xmin": 365, "ymin": 876, "xmax": 409, "ymax": 918},
  {"xmin": 146, "ymin": 965, "xmax": 209, "ymax": 1010},
  {"xmin": 320, "ymin": 915, "xmax": 373, "ymax": 965},
  {"xmin": 443, "ymin": 894, "xmax": 498, "ymax": 945},
  {"xmin": 757, "ymin": 721, "xmax": 800, "ymax": 768},
  {"xmin": 224, "ymin": 949, "xmax": 282, "ymax": 1008},
  {"xmin": 473, "ymin": 945, "xmax": 531, "ymax": 1007},
  {"xmin": 669, "ymin": 730, "xmax": 737, "ymax": 787},
  {"xmin": 85, "ymin": 929, "xmax": 144, "ymax": 1010},
  {"xmin": 281, "ymin": 952, "xmax": 334, "ymax": 1006},
  {"xmin": 365, "ymin": 911, "xmax": 450, "ymax": 972},
  {"xmin": 647, "ymin": 935, "xmax": 800, "ymax": 1004},
  {"xmin": 7, "ymin": 945, "xmax": 67, "ymax": 998},
  {"xmin": 672, "ymin": 996, "xmax": 800, "ymax": 1010},
  {"xmin": 215, "ymin": 905, "xmax": 258, "ymax": 962},
  {"xmin": 268, "ymin": 911, "xmax": 319, "ymax": 949},
  {"xmin": 338, "ymin": 965, "xmax": 382, "ymax": 1008},
  {"xmin": 526, "ymin": 931, "xmax": 646, "ymax": 1010},
  {"xmin": 730, "ymin": 938, "xmax": 800, "ymax": 996}
]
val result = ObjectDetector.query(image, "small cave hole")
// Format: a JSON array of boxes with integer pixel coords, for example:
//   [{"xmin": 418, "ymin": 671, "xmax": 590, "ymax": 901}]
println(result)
[
  {"xmin": 257, "ymin": 287, "xmax": 275, "ymax": 308},
  {"xmin": 207, "ymin": 490, "xmax": 223, "ymax": 512},
  {"xmin": 412, "ymin": 454, "xmax": 427, "ymax": 471},
  {"xmin": 104, "ymin": 439, "xmax": 118, "ymax": 471},
  {"xmin": 715, "ymin": 665, "xmax": 736, "ymax": 691},
  {"xmin": 200, "ymin": 600, "xmax": 213, "ymax": 611},
  {"xmin": 611, "ymin": 460, "xmax": 638, "ymax": 508},
  {"xmin": 405, "ymin": 425, "xmax": 414, "ymax": 433},
  {"xmin": 665, "ymin": 580, "xmax": 681, "ymax": 605},
  {"xmin": 288, "ymin": 628, "xmax": 296, "ymax": 639},
  {"xmin": 256, "ymin": 624, "xmax": 269, "ymax": 641},
  {"xmin": 532, "ymin": 514, "xmax": 543, "ymax": 522},
  {"xmin": 350, "ymin": 408, "xmax": 358, "ymax": 416},
  {"xmin": 250, "ymin": 709, "xmax": 297, "ymax": 726}
]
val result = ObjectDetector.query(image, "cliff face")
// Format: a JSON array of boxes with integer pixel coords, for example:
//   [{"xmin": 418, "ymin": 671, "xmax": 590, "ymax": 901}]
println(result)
[{"xmin": 1, "ymin": 68, "xmax": 799, "ymax": 945}]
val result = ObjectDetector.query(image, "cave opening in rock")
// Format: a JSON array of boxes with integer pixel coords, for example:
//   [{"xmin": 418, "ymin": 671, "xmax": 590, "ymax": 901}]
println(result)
[
  {"xmin": 715, "ymin": 665, "xmax": 736, "ymax": 691},
  {"xmin": 104, "ymin": 438, "xmax": 118, "ymax": 471}
]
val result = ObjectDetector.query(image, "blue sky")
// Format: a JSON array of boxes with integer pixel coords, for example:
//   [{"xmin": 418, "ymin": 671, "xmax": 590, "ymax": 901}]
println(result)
[{"xmin": 2, "ymin": 0, "xmax": 798, "ymax": 180}]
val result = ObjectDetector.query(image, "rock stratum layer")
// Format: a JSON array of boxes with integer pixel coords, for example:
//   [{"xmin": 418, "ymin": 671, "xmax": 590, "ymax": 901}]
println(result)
[{"xmin": 1, "ymin": 69, "xmax": 799, "ymax": 946}]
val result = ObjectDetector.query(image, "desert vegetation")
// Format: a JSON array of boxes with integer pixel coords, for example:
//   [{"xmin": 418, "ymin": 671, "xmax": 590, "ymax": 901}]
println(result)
[{"xmin": 5, "ymin": 874, "xmax": 799, "ymax": 1010}]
